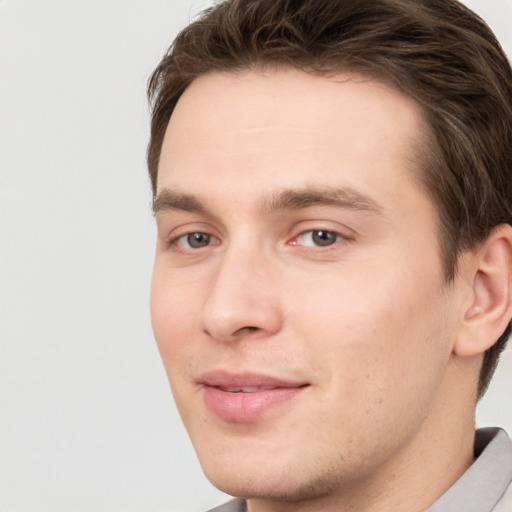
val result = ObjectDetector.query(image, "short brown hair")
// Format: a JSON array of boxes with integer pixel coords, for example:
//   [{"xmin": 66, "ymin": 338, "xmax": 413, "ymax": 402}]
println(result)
[{"xmin": 147, "ymin": 0, "xmax": 512, "ymax": 397}]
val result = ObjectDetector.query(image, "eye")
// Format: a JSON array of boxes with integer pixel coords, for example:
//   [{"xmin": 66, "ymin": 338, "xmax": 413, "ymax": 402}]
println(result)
[
  {"xmin": 294, "ymin": 229, "xmax": 343, "ymax": 247},
  {"xmin": 172, "ymin": 232, "xmax": 219, "ymax": 249}
]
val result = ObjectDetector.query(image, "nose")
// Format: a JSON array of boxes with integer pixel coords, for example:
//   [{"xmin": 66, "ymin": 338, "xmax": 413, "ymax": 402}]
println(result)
[{"xmin": 201, "ymin": 245, "xmax": 283, "ymax": 343}]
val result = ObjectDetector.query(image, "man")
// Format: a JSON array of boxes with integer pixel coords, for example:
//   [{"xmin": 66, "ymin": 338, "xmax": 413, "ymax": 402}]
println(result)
[{"xmin": 147, "ymin": 0, "xmax": 512, "ymax": 510}]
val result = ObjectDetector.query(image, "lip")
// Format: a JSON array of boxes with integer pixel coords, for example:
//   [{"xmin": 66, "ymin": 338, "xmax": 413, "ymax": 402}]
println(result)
[{"xmin": 199, "ymin": 370, "xmax": 309, "ymax": 422}]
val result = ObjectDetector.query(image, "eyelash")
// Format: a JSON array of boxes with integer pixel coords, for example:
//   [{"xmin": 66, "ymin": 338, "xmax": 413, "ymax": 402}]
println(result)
[
  {"xmin": 291, "ymin": 229, "xmax": 344, "ymax": 248},
  {"xmin": 169, "ymin": 232, "xmax": 220, "ymax": 250},
  {"xmin": 168, "ymin": 229, "xmax": 345, "ymax": 251}
]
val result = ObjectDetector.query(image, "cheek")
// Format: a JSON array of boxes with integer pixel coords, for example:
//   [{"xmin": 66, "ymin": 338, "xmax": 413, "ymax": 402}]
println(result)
[
  {"xmin": 287, "ymin": 262, "xmax": 452, "ymax": 398},
  {"xmin": 150, "ymin": 275, "xmax": 202, "ymax": 428},
  {"xmin": 283, "ymin": 272, "xmax": 453, "ymax": 460},
  {"xmin": 150, "ymin": 269, "xmax": 198, "ymax": 369}
]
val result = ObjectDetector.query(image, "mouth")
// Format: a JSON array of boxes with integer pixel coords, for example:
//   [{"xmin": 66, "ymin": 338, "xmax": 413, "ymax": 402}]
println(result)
[
  {"xmin": 217, "ymin": 386, "xmax": 285, "ymax": 393},
  {"xmin": 198, "ymin": 371, "xmax": 309, "ymax": 422}
]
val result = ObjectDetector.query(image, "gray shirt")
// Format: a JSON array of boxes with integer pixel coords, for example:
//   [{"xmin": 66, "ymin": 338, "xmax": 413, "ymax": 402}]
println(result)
[{"xmin": 207, "ymin": 428, "xmax": 512, "ymax": 512}]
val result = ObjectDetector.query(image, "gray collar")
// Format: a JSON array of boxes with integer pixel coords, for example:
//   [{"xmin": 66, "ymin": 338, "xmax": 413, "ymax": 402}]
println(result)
[{"xmin": 427, "ymin": 427, "xmax": 512, "ymax": 512}]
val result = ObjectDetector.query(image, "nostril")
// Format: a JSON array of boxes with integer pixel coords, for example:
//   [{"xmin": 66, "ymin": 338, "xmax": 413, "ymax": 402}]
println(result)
[
  {"xmin": 230, "ymin": 326, "xmax": 261, "ymax": 338},
  {"xmin": 237, "ymin": 326, "xmax": 259, "ymax": 334}
]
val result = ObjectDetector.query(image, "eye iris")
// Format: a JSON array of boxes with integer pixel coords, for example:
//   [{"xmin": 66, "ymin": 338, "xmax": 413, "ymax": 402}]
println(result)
[
  {"xmin": 312, "ymin": 230, "xmax": 337, "ymax": 246},
  {"xmin": 187, "ymin": 232, "xmax": 210, "ymax": 248}
]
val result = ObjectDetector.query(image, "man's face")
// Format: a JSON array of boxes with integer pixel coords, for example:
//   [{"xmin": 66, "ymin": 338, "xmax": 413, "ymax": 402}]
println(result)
[{"xmin": 151, "ymin": 69, "xmax": 466, "ymax": 503}]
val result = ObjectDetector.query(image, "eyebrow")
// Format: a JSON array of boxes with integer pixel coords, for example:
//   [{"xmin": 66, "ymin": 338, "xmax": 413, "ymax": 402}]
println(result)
[
  {"xmin": 261, "ymin": 186, "xmax": 383, "ymax": 214},
  {"xmin": 153, "ymin": 190, "xmax": 205, "ymax": 215},
  {"xmin": 152, "ymin": 186, "xmax": 382, "ymax": 216}
]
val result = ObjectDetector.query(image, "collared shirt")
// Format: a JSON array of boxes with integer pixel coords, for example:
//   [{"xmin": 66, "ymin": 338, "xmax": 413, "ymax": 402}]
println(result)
[
  {"xmin": 427, "ymin": 428, "xmax": 512, "ymax": 512},
  {"xmin": 207, "ymin": 428, "xmax": 512, "ymax": 512}
]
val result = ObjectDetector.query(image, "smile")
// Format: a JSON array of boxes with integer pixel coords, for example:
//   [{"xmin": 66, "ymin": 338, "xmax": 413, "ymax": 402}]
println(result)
[{"xmin": 199, "ymin": 371, "xmax": 309, "ymax": 422}]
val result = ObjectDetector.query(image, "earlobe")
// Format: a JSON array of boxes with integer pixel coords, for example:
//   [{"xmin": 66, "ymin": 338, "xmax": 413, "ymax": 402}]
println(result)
[{"xmin": 454, "ymin": 224, "xmax": 512, "ymax": 357}]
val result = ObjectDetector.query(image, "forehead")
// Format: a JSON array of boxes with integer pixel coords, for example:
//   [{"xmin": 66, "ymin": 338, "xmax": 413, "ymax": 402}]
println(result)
[{"xmin": 157, "ymin": 67, "xmax": 429, "ymax": 216}]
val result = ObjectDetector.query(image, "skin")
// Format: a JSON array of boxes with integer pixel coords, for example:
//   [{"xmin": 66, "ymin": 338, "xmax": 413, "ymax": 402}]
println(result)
[{"xmin": 150, "ymin": 68, "xmax": 488, "ymax": 511}]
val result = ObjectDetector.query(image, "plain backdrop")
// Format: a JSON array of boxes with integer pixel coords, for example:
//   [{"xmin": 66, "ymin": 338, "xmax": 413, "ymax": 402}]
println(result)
[{"xmin": 1, "ymin": 1, "xmax": 511, "ymax": 511}]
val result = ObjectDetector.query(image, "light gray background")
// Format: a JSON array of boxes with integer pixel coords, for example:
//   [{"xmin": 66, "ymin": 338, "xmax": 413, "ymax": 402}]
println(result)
[{"xmin": 1, "ymin": 1, "xmax": 511, "ymax": 511}]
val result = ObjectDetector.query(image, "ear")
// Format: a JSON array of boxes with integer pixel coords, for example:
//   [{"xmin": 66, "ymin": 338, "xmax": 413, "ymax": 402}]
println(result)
[{"xmin": 454, "ymin": 224, "xmax": 512, "ymax": 357}]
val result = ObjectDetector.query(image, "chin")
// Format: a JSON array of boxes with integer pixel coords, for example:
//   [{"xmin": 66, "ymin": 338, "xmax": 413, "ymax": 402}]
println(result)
[
  {"xmin": 198, "ymin": 448, "xmax": 352, "ymax": 504},
  {"xmin": 198, "ymin": 446, "xmax": 288, "ymax": 498}
]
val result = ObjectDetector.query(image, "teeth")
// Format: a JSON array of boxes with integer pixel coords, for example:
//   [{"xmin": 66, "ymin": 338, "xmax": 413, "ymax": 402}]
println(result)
[{"xmin": 219, "ymin": 386, "xmax": 262, "ymax": 393}]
